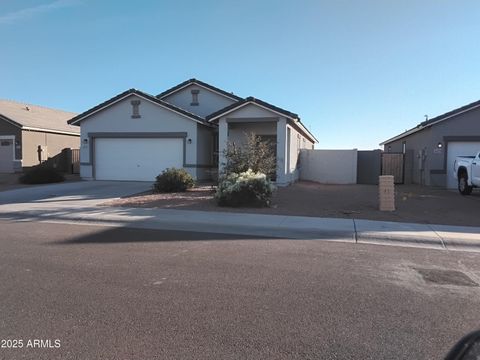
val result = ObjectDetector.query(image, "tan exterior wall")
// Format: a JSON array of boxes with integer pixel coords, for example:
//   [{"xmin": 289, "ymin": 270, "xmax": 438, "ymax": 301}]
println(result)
[{"xmin": 21, "ymin": 130, "xmax": 80, "ymax": 167}]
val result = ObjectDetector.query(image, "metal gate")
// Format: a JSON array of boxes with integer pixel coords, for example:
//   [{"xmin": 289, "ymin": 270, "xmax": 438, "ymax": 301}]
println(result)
[{"xmin": 381, "ymin": 153, "xmax": 404, "ymax": 184}]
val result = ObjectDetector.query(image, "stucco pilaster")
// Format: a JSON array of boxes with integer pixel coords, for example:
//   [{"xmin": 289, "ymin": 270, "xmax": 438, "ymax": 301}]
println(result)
[
  {"xmin": 276, "ymin": 117, "xmax": 287, "ymax": 184},
  {"xmin": 218, "ymin": 117, "xmax": 228, "ymax": 174}
]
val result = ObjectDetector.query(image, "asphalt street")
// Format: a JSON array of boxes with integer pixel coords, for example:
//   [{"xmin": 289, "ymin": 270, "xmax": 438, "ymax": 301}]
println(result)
[{"xmin": 1, "ymin": 220, "xmax": 480, "ymax": 360}]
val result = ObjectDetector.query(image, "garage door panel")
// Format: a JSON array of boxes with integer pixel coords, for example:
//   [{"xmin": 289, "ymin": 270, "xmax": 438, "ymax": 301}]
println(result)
[
  {"xmin": 94, "ymin": 138, "xmax": 184, "ymax": 181},
  {"xmin": 0, "ymin": 139, "xmax": 14, "ymax": 173},
  {"xmin": 446, "ymin": 142, "xmax": 480, "ymax": 189}
]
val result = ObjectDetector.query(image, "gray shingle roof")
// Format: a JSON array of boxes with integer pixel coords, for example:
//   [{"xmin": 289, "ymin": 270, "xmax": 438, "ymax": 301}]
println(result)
[
  {"xmin": 0, "ymin": 99, "xmax": 79, "ymax": 134},
  {"xmin": 67, "ymin": 88, "xmax": 211, "ymax": 126},
  {"xmin": 380, "ymin": 98, "xmax": 480, "ymax": 145}
]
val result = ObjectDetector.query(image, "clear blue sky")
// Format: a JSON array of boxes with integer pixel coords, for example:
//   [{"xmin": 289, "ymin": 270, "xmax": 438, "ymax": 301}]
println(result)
[{"xmin": 1, "ymin": 0, "xmax": 479, "ymax": 149}]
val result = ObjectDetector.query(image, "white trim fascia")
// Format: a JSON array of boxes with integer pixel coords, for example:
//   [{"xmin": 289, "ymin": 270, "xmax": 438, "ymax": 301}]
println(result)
[
  {"xmin": 22, "ymin": 126, "xmax": 80, "ymax": 136},
  {"xmin": 159, "ymin": 82, "xmax": 240, "ymax": 101},
  {"xmin": 208, "ymin": 101, "xmax": 296, "ymax": 123},
  {"xmin": 69, "ymin": 93, "xmax": 207, "ymax": 126},
  {"xmin": 293, "ymin": 120, "xmax": 318, "ymax": 143},
  {"xmin": 381, "ymin": 103, "xmax": 480, "ymax": 145}
]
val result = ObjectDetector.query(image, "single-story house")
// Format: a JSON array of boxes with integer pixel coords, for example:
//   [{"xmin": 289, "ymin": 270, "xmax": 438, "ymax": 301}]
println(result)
[
  {"xmin": 0, "ymin": 99, "xmax": 79, "ymax": 173},
  {"xmin": 67, "ymin": 79, "xmax": 318, "ymax": 185},
  {"xmin": 380, "ymin": 99, "xmax": 480, "ymax": 188}
]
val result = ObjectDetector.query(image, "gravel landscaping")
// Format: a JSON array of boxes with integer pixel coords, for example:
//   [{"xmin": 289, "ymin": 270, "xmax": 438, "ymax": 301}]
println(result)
[{"xmin": 102, "ymin": 181, "xmax": 480, "ymax": 227}]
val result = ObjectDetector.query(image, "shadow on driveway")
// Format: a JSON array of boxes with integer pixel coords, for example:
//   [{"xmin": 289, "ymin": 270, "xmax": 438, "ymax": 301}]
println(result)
[{"xmin": 49, "ymin": 226, "xmax": 277, "ymax": 245}]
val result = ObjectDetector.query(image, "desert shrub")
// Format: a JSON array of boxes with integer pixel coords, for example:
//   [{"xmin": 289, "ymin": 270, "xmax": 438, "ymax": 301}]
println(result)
[
  {"xmin": 153, "ymin": 168, "xmax": 194, "ymax": 193},
  {"xmin": 223, "ymin": 132, "xmax": 276, "ymax": 179},
  {"xmin": 215, "ymin": 169, "xmax": 275, "ymax": 207},
  {"xmin": 19, "ymin": 165, "xmax": 65, "ymax": 184}
]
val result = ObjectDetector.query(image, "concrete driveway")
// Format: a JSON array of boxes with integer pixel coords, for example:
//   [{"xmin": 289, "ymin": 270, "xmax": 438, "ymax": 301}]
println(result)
[{"xmin": 0, "ymin": 180, "xmax": 152, "ymax": 206}]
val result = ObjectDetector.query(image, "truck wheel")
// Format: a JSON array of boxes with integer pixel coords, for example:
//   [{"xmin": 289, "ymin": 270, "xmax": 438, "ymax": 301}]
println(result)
[{"xmin": 458, "ymin": 173, "xmax": 473, "ymax": 195}]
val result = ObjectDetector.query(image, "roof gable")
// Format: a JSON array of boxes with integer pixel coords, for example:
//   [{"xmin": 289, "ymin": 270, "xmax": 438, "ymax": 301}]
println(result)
[
  {"xmin": 206, "ymin": 97, "xmax": 317, "ymax": 143},
  {"xmin": 160, "ymin": 83, "xmax": 238, "ymax": 118},
  {"xmin": 67, "ymin": 89, "xmax": 210, "ymax": 126},
  {"xmin": 207, "ymin": 96, "xmax": 299, "ymax": 122},
  {"xmin": 156, "ymin": 78, "xmax": 243, "ymax": 102}
]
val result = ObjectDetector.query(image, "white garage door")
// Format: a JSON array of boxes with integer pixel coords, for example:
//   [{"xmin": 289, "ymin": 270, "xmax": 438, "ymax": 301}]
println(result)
[
  {"xmin": 94, "ymin": 138, "xmax": 184, "ymax": 181},
  {"xmin": 446, "ymin": 141, "xmax": 480, "ymax": 189}
]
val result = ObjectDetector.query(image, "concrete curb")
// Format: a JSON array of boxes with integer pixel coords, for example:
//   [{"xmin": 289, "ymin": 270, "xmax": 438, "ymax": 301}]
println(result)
[
  {"xmin": 0, "ymin": 205, "xmax": 480, "ymax": 251},
  {"xmin": 0, "ymin": 206, "xmax": 356, "ymax": 242}
]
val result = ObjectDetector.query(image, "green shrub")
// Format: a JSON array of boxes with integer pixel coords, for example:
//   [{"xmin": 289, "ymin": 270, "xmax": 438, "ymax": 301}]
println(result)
[
  {"xmin": 223, "ymin": 132, "xmax": 276, "ymax": 179},
  {"xmin": 153, "ymin": 168, "xmax": 194, "ymax": 193},
  {"xmin": 215, "ymin": 169, "xmax": 275, "ymax": 207},
  {"xmin": 19, "ymin": 165, "xmax": 65, "ymax": 184}
]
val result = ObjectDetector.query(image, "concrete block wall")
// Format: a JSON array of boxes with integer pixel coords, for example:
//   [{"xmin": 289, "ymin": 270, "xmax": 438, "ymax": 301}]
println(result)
[{"xmin": 299, "ymin": 149, "xmax": 358, "ymax": 184}]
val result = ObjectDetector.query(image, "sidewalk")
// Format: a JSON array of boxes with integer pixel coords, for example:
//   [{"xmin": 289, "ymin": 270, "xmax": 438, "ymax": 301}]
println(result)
[{"xmin": 1, "ymin": 200, "xmax": 480, "ymax": 252}]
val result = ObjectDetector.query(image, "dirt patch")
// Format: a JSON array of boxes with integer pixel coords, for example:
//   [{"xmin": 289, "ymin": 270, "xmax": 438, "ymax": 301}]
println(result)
[
  {"xmin": 103, "ymin": 181, "xmax": 480, "ymax": 227},
  {"xmin": 103, "ymin": 185, "xmax": 216, "ymax": 209}
]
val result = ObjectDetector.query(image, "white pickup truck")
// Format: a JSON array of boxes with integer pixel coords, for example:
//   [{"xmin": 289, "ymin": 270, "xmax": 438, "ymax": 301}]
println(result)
[{"xmin": 454, "ymin": 151, "xmax": 480, "ymax": 195}]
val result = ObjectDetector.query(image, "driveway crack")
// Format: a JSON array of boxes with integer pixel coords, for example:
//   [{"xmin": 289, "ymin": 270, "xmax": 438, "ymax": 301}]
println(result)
[
  {"xmin": 428, "ymin": 225, "xmax": 447, "ymax": 250},
  {"xmin": 352, "ymin": 218, "xmax": 358, "ymax": 243}
]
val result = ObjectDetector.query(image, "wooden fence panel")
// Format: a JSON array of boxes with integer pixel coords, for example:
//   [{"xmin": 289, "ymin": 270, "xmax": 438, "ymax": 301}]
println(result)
[{"xmin": 381, "ymin": 153, "xmax": 404, "ymax": 184}]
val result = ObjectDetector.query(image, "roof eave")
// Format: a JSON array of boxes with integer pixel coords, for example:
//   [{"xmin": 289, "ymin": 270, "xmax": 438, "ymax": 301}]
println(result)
[{"xmin": 68, "ymin": 89, "xmax": 210, "ymax": 127}]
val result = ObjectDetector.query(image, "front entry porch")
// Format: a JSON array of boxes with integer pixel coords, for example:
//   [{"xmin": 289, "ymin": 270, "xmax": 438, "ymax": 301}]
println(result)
[{"xmin": 218, "ymin": 117, "xmax": 291, "ymax": 185}]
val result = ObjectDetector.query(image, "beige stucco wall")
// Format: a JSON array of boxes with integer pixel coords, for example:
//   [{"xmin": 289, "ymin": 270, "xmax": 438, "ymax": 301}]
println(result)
[
  {"xmin": 285, "ymin": 123, "xmax": 315, "ymax": 182},
  {"xmin": 300, "ymin": 149, "xmax": 358, "ymax": 184},
  {"xmin": 21, "ymin": 130, "xmax": 79, "ymax": 167}
]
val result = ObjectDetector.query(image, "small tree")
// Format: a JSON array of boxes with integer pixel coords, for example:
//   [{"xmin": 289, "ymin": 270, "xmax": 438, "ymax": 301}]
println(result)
[{"xmin": 222, "ymin": 132, "xmax": 276, "ymax": 178}]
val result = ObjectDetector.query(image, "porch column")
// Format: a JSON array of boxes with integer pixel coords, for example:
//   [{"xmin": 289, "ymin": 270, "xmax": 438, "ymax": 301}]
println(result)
[
  {"xmin": 276, "ymin": 117, "xmax": 287, "ymax": 185},
  {"xmin": 218, "ymin": 117, "xmax": 228, "ymax": 175}
]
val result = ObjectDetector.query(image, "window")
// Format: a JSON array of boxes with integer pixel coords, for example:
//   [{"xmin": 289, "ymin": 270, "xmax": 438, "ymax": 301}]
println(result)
[
  {"xmin": 191, "ymin": 89, "xmax": 199, "ymax": 106},
  {"xmin": 402, "ymin": 141, "xmax": 406, "ymax": 154}
]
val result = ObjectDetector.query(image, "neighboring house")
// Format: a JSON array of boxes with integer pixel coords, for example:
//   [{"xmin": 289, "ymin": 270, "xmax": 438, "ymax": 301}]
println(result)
[
  {"xmin": 380, "ymin": 99, "xmax": 480, "ymax": 188},
  {"xmin": 67, "ymin": 79, "xmax": 317, "ymax": 185},
  {"xmin": 0, "ymin": 100, "xmax": 79, "ymax": 173}
]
